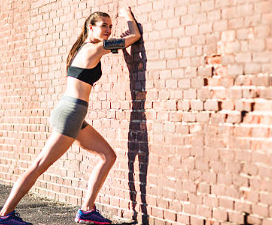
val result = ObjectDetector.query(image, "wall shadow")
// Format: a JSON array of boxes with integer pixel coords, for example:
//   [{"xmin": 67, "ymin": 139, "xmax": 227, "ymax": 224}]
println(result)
[{"xmin": 122, "ymin": 24, "xmax": 149, "ymax": 225}]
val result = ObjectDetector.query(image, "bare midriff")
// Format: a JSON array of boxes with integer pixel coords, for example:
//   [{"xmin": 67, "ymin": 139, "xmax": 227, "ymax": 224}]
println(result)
[{"xmin": 63, "ymin": 77, "xmax": 92, "ymax": 102}]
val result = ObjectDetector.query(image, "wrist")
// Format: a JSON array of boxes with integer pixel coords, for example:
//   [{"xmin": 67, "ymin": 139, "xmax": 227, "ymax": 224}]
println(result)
[{"xmin": 125, "ymin": 14, "xmax": 134, "ymax": 21}]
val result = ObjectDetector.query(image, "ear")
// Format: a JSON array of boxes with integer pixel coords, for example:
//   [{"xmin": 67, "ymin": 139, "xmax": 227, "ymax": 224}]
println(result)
[{"xmin": 89, "ymin": 24, "xmax": 93, "ymax": 30}]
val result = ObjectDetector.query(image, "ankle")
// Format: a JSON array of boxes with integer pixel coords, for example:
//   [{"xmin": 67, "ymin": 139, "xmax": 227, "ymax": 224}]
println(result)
[
  {"xmin": 0, "ymin": 209, "xmax": 12, "ymax": 217},
  {"xmin": 0, "ymin": 212, "xmax": 7, "ymax": 217},
  {"xmin": 81, "ymin": 204, "xmax": 95, "ymax": 212}
]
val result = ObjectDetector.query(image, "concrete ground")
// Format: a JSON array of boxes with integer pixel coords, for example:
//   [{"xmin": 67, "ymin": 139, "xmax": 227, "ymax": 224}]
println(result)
[{"xmin": 0, "ymin": 184, "xmax": 134, "ymax": 225}]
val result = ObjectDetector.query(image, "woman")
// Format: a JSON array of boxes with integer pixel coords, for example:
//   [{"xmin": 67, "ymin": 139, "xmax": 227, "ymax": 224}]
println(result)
[{"xmin": 0, "ymin": 6, "xmax": 141, "ymax": 225}]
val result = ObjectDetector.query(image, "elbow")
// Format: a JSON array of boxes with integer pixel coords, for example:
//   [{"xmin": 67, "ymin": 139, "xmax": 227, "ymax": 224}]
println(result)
[
  {"xmin": 134, "ymin": 33, "xmax": 142, "ymax": 42},
  {"xmin": 136, "ymin": 33, "xmax": 142, "ymax": 40}
]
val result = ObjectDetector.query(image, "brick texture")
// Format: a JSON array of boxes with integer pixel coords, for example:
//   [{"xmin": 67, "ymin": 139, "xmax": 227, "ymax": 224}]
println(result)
[{"xmin": 1, "ymin": 0, "xmax": 272, "ymax": 224}]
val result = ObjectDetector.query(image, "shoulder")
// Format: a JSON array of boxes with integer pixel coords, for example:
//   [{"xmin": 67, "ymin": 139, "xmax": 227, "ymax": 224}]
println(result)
[
  {"xmin": 75, "ymin": 42, "xmax": 110, "ymax": 67},
  {"xmin": 85, "ymin": 42, "xmax": 111, "ymax": 57}
]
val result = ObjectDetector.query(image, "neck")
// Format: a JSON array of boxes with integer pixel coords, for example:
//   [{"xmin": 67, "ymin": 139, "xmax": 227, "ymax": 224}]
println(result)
[{"xmin": 86, "ymin": 35, "xmax": 100, "ymax": 44}]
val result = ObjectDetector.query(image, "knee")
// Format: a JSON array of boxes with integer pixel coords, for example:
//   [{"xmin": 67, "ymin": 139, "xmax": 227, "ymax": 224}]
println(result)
[
  {"xmin": 107, "ymin": 149, "xmax": 117, "ymax": 166},
  {"xmin": 30, "ymin": 159, "xmax": 51, "ymax": 177},
  {"xmin": 25, "ymin": 162, "xmax": 41, "ymax": 179},
  {"xmin": 111, "ymin": 151, "xmax": 117, "ymax": 164},
  {"xmin": 99, "ymin": 148, "xmax": 117, "ymax": 166}
]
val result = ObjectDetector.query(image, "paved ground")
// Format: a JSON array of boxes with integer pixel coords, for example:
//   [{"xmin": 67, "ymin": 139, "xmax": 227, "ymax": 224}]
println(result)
[{"xmin": 0, "ymin": 184, "xmax": 135, "ymax": 225}]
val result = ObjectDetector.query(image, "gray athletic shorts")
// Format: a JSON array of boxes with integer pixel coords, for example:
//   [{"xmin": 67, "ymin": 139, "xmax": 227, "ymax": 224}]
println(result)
[{"xmin": 49, "ymin": 96, "xmax": 89, "ymax": 139}]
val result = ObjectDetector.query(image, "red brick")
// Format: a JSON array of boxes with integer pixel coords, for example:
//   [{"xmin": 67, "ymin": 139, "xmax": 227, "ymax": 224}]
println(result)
[
  {"xmin": 188, "ymin": 193, "xmax": 202, "ymax": 205},
  {"xmin": 191, "ymin": 100, "xmax": 204, "ymax": 110},
  {"xmin": 178, "ymin": 79, "xmax": 190, "ymax": 89},
  {"xmin": 254, "ymin": 1, "xmax": 272, "ymax": 14},
  {"xmin": 213, "ymin": 208, "xmax": 228, "ymax": 221},
  {"xmin": 221, "ymin": 30, "xmax": 235, "ymax": 42},
  {"xmin": 190, "ymin": 216, "xmax": 205, "ymax": 225},
  {"xmin": 214, "ymin": 20, "xmax": 228, "ymax": 31},
  {"xmin": 2, "ymin": 1, "xmax": 272, "ymax": 224},
  {"xmin": 219, "ymin": 198, "xmax": 234, "ymax": 210},
  {"xmin": 185, "ymin": 25, "xmax": 198, "ymax": 36},
  {"xmin": 204, "ymin": 196, "xmax": 218, "ymax": 208},
  {"xmin": 260, "ymin": 193, "xmax": 272, "ymax": 205},
  {"xmin": 183, "ymin": 181, "xmax": 197, "ymax": 193},
  {"xmin": 248, "ymin": 215, "xmax": 262, "ymax": 225},
  {"xmin": 205, "ymin": 55, "xmax": 222, "ymax": 65},
  {"xmin": 201, "ymin": 1, "xmax": 214, "ymax": 12},
  {"xmin": 184, "ymin": 204, "xmax": 196, "ymax": 215},
  {"xmin": 188, "ymin": 3, "xmax": 200, "ymax": 14},
  {"xmin": 228, "ymin": 212, "xmax": 244, "ymax": 224},
  {"xmin": 177, "ymin": 214, "xmax": 190, "ymax": 224},
  {"xmin": 152, "ymin": 207, "xmax": 164, "ymax": 218},
  {"xmin": 164, "ymin": 210, "xmax": 176, "ymax": 221},
  {"xmin": 199, "ymin": 23, "xmax": 212, "ymax": 34},
  {"xmin": 196, "ymin": 112, "xmax": 210, "ymax": 122},
  {"xmin": 197, "ymin": 205, "xmax": 212, "ymax": 218},
  {"xmin": 263, "ymin": 219, "xmax": 272, "ymax": 225},
  {"xmin": 204, "ymin": 100, "xmax": 220, "ymax": 111},
  {"xmin": 191, "ymin": 78, "xmax": 204, "ymax": 88},
  {"xmin": 252, "ymin": 204, "xmax": 269, "ymax": 217}
]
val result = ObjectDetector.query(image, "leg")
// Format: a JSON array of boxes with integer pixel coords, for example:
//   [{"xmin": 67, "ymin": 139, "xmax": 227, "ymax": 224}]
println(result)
[
  {"xmin": 74, "ymin": 125, "xmax": 116, "ymax": 211},
  {"xmin": 128, "ymin": 150, "xmax": 137, "ymax": 220},
  {"xmin": 0, "ymin": 131, "xmax": 75, "ymax": 216},
  {"xmin": 139, "ymin": 153, "xmax": 149, "ymax": 224}
]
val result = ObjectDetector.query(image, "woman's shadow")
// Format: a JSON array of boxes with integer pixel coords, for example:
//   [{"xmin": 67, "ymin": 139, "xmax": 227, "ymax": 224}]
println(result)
[{"xmin": 122, "ymin": 23, "xmax": 149, "ymax": 225}]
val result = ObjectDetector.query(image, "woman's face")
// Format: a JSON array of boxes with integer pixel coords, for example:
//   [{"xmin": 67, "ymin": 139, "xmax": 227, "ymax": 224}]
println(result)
[{"xmin": 90, "ymin": 17, "xmax": 112, "ymax": 41}]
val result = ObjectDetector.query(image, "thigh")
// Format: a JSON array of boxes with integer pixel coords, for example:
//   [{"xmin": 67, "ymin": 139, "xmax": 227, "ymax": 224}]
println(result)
[
  {"xmin": 50, "ymin": 100, "xmax": 88, "ymax": 139},
  {"xmin": 33, "ymin": 131, "xmax": 75, "ymax": 172},
  {"xmin": 75, "ymin": 125, "xmax": 114, "ymax": 157}
]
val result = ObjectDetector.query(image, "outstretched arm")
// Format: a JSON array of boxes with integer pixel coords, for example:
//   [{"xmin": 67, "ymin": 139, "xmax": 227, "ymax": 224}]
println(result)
[
  {"xmin": 97, "ymin": 7, "xmax": 141, "ymax": 56},
  {"xmin": 119, "ymin": 7, "xmax": 141, "ymax": 47}
]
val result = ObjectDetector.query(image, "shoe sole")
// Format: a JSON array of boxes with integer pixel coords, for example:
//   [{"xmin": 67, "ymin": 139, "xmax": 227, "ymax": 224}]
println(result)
[{"xmin": 75, "ymin": 218, "xmax": 111, "ymax": 224}]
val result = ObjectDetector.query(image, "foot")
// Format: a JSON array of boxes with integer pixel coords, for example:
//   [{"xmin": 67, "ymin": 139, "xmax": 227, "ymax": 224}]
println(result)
[
  {"xmin": 0, "ymin": 211, "xmax": 32, "ymax": 225},
  {"xmin": 75, "ymin": 205, "xmax": 111, "ymax": 224}
]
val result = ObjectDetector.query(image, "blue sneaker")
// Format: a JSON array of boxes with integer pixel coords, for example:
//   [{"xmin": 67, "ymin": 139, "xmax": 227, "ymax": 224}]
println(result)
[
  {"xmin": 75, "ymin": 206, "xmax": 111, "ymax": 224},
  {"xmin": 0, "ymin": 211, "xmax": 32, "ymax": 225}
]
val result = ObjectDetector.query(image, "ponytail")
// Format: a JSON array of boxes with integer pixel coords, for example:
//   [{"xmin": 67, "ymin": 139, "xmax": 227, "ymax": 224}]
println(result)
[
  {"xmin": 66, "ymin": 12, "xmax": 111, "ymax": 71},
  {"xmin": 66, "ymin": 21, "xmax": 88, "ymax": 71}
]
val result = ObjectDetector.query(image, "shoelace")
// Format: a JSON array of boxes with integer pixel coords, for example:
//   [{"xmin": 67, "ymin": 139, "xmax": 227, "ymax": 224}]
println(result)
[
  {"xmin": 92, "ymin": 208, "xmax": 103, "ymax": 217},
  {"xmin": 14, "ymin": 213, "xmax": 23, "ymax": 221}
]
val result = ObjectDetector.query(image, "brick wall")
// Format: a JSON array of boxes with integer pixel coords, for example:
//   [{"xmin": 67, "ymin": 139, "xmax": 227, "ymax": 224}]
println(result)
[{"xmin": 1, "ymin": 0, "xmax": 272, "ymax": 224}]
